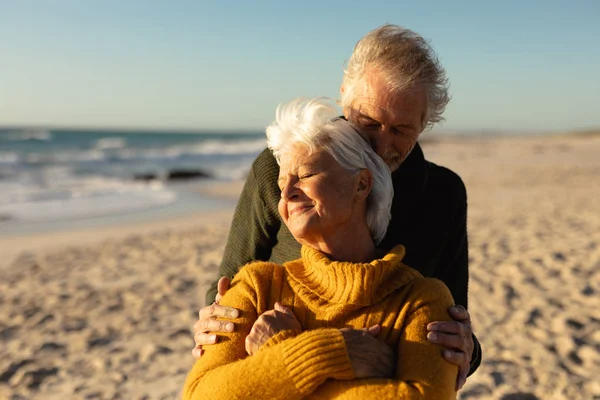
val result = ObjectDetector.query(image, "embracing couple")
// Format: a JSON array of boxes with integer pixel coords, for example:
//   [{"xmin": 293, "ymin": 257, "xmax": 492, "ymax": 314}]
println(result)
[{"xmin": 183, "ymin": 24, "xmax": 481, "ymax": 399}]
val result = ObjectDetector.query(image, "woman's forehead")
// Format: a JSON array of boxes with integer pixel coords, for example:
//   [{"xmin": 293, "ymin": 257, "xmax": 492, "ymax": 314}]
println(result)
[{"xmin": 278, "ymin": 148, "xmax": 331, "ymax": 173}]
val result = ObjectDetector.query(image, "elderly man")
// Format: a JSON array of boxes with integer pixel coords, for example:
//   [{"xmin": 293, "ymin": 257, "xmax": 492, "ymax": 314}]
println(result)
[{"xmin": 194, "ymin": 24, "xmax": 481, "ymax": 389}]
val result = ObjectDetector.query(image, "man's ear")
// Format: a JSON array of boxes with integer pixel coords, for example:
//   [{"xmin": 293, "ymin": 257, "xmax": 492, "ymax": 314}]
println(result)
[{"xmin": 355, "ymin": 169, "xmax": 372, "ymax": 203}]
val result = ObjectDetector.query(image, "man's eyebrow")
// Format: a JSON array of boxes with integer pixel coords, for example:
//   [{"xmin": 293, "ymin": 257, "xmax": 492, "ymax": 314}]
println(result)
[
  {"xmin": 356, "ymin": 112, "xmax": 378, "ymax": 122},
  {"xmin": 357, "ymin": 108, "xmax": 418, "ymax": 131},
  {"xmin": 394, "ymin": 123, "xmax": 417, "ymax": 131}
]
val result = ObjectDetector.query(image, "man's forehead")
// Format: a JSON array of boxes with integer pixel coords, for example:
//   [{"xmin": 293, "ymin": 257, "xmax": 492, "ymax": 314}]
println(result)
[
  {"xmin": 354, "ymin": 99, "xmax": 409, "ymax": 125},
  {"xmin": 352, "ymin": 90, "xmax": 426, "ymax": 130}
]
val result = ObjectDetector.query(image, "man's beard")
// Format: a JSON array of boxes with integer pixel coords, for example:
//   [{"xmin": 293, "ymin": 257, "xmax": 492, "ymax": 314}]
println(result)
[{"xmin": 381, "ymin": 143, "xmax": 415, "ymax": 172}]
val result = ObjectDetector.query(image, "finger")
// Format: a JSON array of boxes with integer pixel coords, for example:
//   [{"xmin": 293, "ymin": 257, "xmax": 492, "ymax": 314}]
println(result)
[
  {"xmin": 199, "ymin": 303, "xmax": 239, "ymax": 320},
  {"xmin": 456, "ymin": 364, "xmax": 469, "ymax": 391},
  {"xmin": 427, "ymin": 331, "xmax": 465, "ymax": 351},
  {"xmin": 245, "ymin": 332, "xmax": 258, "ymax": 356},
  {"xmin": 191, "ymin": 345, "xmax": 204, "ymax": 359},
  {"xmin": 427, "ymin": 321, "xmax": 470, "ymax": 336},
  {"xmin": 197, "ymin": 318, "xmax": 235, "ymax": 334},
  {"xmin": 274, "ymin": 302, "xmax": 294, "ymax": 318},
  {"xmin": 245, "ymin": 334, "xmax": 251, "ymax": 355},
  {"xmin": 194, "ymin": 332, "xmax": 218, "ymax": 346},
  {"xmin": 193, "ymin": 319, "xmax": 203, "ymax": 335},
  {"xmin": 217, "ymin": 276, "xmax": 231, "ymax": 296},
  {"xmin": 442, "ymin": 349, "xmax": 469, "ymax": 366},
  {"xmin": 448, "ymin": 305, "xmax": 470, "ymax": 322},
  {"xmin": 366, "ymin": 324, "xmax": 381, "ymax": 337}
]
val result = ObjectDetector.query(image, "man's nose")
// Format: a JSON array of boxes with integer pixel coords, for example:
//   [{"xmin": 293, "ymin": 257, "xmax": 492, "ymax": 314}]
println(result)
[{"xmin": 371, "ymin": 127, "xmax": 393, "ymax": 155}]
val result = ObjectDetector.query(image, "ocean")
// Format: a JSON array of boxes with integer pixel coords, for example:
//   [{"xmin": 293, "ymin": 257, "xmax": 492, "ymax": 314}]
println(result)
[{"xmin": 0, "ymin": 128, "xmax": 266, "ymax": 233}]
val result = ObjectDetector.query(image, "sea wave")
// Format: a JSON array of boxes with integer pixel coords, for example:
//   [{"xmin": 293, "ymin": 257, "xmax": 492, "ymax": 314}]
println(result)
[
  {"xmin": 0, "ymin": 187, "xmax": 176, "ymax": 223},
  {"xmin": 0, "ymin": 152, "xmax": 20, "ymax": 164},
  {"xmin": 186, "ymin": 138, "xmax": 267, "ymax": 156},
  {"xmin": 6, "ymin": 129, "xmax": 53, "ymax": 142},
  {"xmin": 0, "ymin": 171, "xmax": 176, "ymax": 223},
  {"xmin": 18, "ymin": 137, "xmax": 266, "ymax": 165},
  {"xmin": 0, "ymin": 167, "xmax": 164, "ymax": 205},
  {"xmin": 24, "ymin": 150, "xmax": 106, "ymax": 164},
  {"xmin": 94, "ymin": 137, "xmax": 127, "ymax": 150}
]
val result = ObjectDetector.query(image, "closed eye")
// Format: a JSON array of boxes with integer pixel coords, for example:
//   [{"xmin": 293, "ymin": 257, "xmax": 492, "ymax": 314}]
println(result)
[{"xmin": 365, "ymin": 123, "xmax": 380, "ymax": 130}]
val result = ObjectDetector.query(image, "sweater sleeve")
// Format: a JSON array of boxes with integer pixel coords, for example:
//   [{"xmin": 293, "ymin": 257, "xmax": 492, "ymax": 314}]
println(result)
[
  {"xmin": 185, "ymin": 267, "xmax": 354, "ymax": 400},
  {"xmin": 205, "ymin": 149, "xmax": 282, "ymax": 304},
  {"xmin": 308, "ymin": 279, "xmax": 458, "ymax": 400}
]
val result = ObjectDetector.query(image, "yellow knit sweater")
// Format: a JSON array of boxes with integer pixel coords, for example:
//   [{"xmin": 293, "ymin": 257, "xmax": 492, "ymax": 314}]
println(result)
[{"xmin": 183, "ymin": 245, "xmax": 457, "ymax": 399}]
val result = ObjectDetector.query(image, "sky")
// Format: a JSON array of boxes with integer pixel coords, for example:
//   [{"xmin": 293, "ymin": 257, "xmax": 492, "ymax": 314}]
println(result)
[{"xmin": 0, "ymin": 1, "xmax": 599, "ymax": 133}]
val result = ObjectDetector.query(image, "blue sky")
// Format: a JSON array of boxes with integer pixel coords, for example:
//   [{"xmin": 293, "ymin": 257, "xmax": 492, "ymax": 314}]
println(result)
[{"xmin": 0, "ymin": 1, "xmax": 598, "ymax": 132}]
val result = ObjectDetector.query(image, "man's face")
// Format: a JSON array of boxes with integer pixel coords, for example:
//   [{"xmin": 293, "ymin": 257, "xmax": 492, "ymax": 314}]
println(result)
[{"xmin": 343, "ymin": 71, "xmax": 428, "ymax": 171}]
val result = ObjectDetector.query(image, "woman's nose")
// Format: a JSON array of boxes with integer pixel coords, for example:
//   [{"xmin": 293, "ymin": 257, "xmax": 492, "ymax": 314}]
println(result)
[{"xmin": 280, "ymin": 179, "xmax": 300, "ymax": 200}]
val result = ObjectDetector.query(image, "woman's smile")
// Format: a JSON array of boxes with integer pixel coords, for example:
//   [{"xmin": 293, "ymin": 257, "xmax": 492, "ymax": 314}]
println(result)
[{"xmin": 288, "ymin": 203, "xmax": 314, "ymax": 216}]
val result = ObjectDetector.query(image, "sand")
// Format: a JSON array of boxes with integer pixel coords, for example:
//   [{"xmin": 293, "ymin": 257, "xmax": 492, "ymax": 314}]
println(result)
[{"xmin": 1, "ymin": 134, "xmax": 599, "ymax": 399}]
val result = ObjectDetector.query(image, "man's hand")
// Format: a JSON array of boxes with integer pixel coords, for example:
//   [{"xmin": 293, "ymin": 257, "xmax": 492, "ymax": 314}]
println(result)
[
  {"xmin": 191, "ymin": 277, "xmax": 240, "ymax": 359},
  {"xmin": 245, "ymin": 302, "xmax": 302, "ymax": 355},
  {"xmin": 341, "ymin": 325, "xmax": 394, "ymax": 379},
  {"xmin": 427, "ymin": 305, "xmax": 473, "ymax": 390}
]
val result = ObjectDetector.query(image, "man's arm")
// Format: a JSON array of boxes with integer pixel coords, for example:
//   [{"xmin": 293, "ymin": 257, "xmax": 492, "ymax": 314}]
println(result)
[
  {"xmin": 310, "ymin": 279, "xmax": 458, "ymax": 399},
  {"xmin": 434, "ymin": 171, "xmax": 482, "ymax": 377},
  {"xmin": 436, "ymin": 169, "xmax": 469, "ymax": 309},
  {"xmin": 185, "ymin": 268, "xmax": 354, "ymax": 400},
  {"xmin": 205, "ymin": 149, "xmax": 281, "ymax": 304}
]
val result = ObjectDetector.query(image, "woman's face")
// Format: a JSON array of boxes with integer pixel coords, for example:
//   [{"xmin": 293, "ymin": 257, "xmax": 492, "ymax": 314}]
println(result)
[{"xmin": 277, "ymin": 146, "xmax": 366, "ymax": 246}]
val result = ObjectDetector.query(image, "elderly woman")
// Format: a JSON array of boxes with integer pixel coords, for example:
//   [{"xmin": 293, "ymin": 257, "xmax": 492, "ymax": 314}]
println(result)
[{"xmin": 183, "ymin": 98, "xmax": 457, "ymax": 399}]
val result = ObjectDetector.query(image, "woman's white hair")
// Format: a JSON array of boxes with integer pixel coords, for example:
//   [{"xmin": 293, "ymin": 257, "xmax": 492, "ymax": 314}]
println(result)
[
  {"xmin": 341, "ymin": 24, "xmax": 450, "ymax": 130},
  {"xmin": 266, "ymin": 98, "xmax": 393, "ymax": 245}
]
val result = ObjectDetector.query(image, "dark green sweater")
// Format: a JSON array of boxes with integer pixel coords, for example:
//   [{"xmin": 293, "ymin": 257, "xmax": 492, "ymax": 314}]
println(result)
[{"xmin": 206, "ymin": 143, "xmax": 481, "ymax": 375}]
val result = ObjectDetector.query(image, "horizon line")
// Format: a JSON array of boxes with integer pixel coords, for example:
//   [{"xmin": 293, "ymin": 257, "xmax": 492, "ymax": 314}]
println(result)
[{"xmin": 1, "ymin": 124, "xmax": 598, "ymax": 137}]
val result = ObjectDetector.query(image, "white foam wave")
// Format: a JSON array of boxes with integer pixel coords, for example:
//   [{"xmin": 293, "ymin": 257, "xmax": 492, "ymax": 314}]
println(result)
[
  {"xmin": 119, "ymin": 138, "xmax": 267, "ymax": 161},
  {"xmin": 0, "ymin": 171, "xmax": 176, "ymax": 223},
  {"xmin": 19, "ymin": 137, "xmax": 266, "ymax": 165},
  {"xmin": 0, "ymin": 152, "xmax": 20, "ymax": 164},
  {"xmin": 210, "ymin": 164, "xmax": 252, "ymax": 181},
  {"xmin": 0, "ymin": 188, "xmax": 176, "ymax": 223},
  {"xmin": 25, "ymin": 150, "xmax": 106, "ymax": 164},
  {"xmin": 0, "ymin": 167, "xmax": 165, "ymax": 205},
  {"xmin": 186, "ymin": 138, "xmax": 267, "ymax": 156},
  {"xmin": 94, "ymin": 137, "xmax": 127, "ymax": 150}
]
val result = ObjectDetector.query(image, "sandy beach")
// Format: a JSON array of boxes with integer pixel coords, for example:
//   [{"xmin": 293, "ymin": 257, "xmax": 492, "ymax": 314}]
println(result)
[{"xmin": 1, "ymin": 134, "xmax": 599, "ymax": 399}]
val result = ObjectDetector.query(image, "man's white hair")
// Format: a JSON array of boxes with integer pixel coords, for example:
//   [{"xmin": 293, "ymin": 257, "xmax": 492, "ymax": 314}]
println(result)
[
  {"xmin": 266, "ymin": 98, "xmax": 393, "ymax": 245},
  {"xmin": 341, "ymin": 24, "xmax": 450, "ymax": 130}
]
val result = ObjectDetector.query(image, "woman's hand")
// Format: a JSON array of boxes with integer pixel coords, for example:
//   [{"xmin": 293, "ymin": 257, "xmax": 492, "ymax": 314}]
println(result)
[
  {"xmin": 245, "ymin": 302, "xmax": 302, "ymax": 355},
  {"xmin": 341, "ymin": 325, "xmax": 394, "ymax": 379},
  {"xmin": 192, "ymin": 277, "xmax": 240, "ymax": 359},
  {"xmin": 426, "ymin": 305, "xmax": 474, "ymax": 390}
]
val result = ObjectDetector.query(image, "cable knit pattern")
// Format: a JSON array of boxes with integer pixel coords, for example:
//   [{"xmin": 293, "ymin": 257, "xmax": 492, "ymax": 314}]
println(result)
[{"xmin": 183, "ymin": 245, "xmax": 458, "ymax": 399}]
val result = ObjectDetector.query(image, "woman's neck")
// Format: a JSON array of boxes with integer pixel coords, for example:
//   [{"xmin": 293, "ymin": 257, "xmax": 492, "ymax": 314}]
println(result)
[{"xmin": 305, "ymin": 224, "xmax": 377, "ymax": 263}]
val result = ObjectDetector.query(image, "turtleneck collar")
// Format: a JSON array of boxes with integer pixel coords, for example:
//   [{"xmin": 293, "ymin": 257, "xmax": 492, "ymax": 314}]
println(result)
[{"xmin": 284, "ymin": 244, "xmax": 422, "ymax": 310}]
